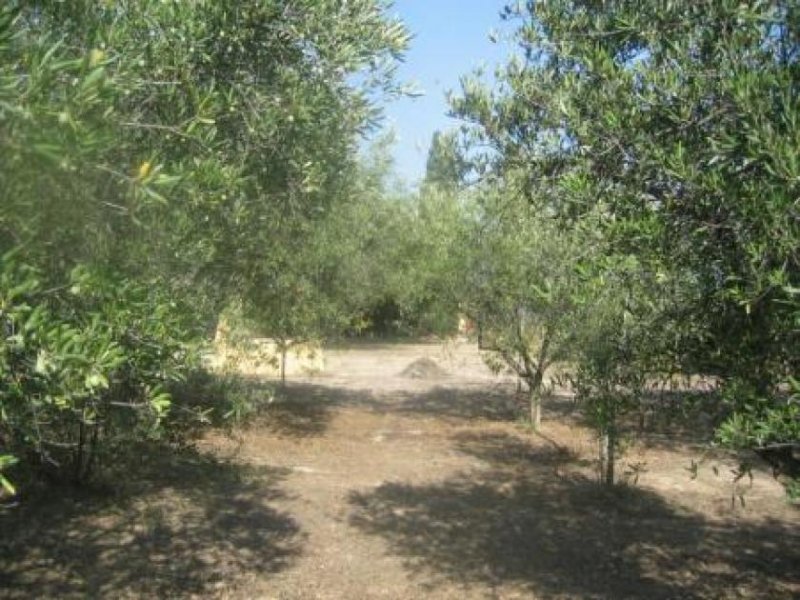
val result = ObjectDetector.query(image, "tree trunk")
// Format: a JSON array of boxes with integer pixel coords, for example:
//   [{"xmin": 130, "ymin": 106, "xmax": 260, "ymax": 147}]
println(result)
[
  {"xmin": 600, "ymin": 423, "xmax": 616, "ymax": 486},
  {"xmin": 280, "ymin": 345, "xmax": 287, "ymax": 386},
  {"xmin": 606, "ymin": 424, "xmax": 616, "ymax": 485},
  {"xmin": 527, "ymin": 367, "xmax": 545, "ymax": 431},
  {"xmin": 529, "ymin": 386, "xmax": 542, "ymax": 431},
  {"xmin": 84, "ymin": 422, "xmax": 100, "ymax": 482},
  {"xmin": 204, "ymin": 312, "xmax": 222, "ymax": 340},
  {"xmin": 74, "ymin": 418, "xmax": 86, "ymax": 484}
]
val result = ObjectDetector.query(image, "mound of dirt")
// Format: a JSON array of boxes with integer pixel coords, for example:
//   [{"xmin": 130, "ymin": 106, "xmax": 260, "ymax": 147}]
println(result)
[{"xmin": 399, "ymin": 357, "xmax": 447, "ymax": 379}]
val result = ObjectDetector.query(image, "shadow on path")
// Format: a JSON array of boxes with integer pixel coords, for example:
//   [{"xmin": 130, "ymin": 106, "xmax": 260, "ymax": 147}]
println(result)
[
  {"xmin": 256, "ymin": 381, "xmax": 523, "ymax": 439},
  {"xmin": 0, "ymin": 447, "xmax": 303, "ymax": 599},
  {"xmin": 387, "ymin": 385, "xmax": 521, "ymax": 423},
  {"xmin": 452, "ymin": 429, "xmax": 593, "ymax": 471},
  {"xmin": 348, "ymin": 430, "xmax": 800, "ymax": 599},
  {"xmin": 259, "ymin": 382, "xmax": 375, "ymax": 438}
]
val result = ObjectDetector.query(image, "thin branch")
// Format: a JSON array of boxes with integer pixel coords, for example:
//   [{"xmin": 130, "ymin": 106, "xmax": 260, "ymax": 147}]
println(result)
[
  {"xmin": 119, "ymin": 121, "xmax": 196, "ymax": 141},
  {"xmin": 755, "ymin": 442, "xmax": 799, "ymax": 451}
]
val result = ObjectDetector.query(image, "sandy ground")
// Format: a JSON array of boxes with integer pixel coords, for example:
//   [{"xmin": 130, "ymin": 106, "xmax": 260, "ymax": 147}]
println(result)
[{"xmin": 1, "ymin": 341, "xmax": 798, "ymax": 599}]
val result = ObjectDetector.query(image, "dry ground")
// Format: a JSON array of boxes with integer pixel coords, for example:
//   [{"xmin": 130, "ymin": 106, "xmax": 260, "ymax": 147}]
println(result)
[{"xmin": 1, "ymin": 341, "xmax": 798, "ymax": 599}]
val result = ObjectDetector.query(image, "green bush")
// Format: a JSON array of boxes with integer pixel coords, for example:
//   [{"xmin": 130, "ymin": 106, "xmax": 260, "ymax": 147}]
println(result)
[
  {"xmin": 0, "ymin": 253, "xmax": 203, "ymax": 483},
  {"xmin": 0, "ymin": 0, "xmax": 410, "ymax": 492},
  {"xmin": 717, "ymin": 377, "xmax": 800, "ymax": 451}
]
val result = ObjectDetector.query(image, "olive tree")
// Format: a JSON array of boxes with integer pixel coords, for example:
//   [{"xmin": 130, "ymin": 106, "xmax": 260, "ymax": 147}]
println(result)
[
  {"xmin": 0, "ymin": 0, "xmax": 410, "ymax": 484},
  {"xmin": 451, "ymin": 0, "xmax": 800, "ymax": 465},
  {"xmin": 460, "ymin": 179, "xmax": 594, "ymax": 430}
]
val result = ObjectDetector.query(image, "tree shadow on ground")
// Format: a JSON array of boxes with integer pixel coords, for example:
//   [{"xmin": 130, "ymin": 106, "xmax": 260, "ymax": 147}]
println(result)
[
  {"xmin": 0, "ymin": 446, "xmax": 303, "ymax": 599},
  {"xmin": 544, "ymin": 392, "xmax": 583, "ymax": 420},
  {"xmin": 252, "ymin": 382, "xmax": 522, "ymax": 436},
  {"xmin": 348, "ymin": 430, "xmax": 800, "ymax": 599},
  {"xmin": 256, "ymin": 382, "xmax": 376, "ymax": 438},
  {"xmin": 452, "ymin": 430, "xmax": 594, "ymax": 472},
  {"xmin": 255, "ymin": 381, "xmax": 583, "ymax": 432},
  {"xmin": 381, "ymin": 385, "xmax": 522, "ymax": 423}
]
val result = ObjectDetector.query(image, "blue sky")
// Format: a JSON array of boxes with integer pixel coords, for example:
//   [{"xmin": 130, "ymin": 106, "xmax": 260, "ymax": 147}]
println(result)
[{"xmin": 374, "ymin": 0, "xmax": 512, "ymax": 185}]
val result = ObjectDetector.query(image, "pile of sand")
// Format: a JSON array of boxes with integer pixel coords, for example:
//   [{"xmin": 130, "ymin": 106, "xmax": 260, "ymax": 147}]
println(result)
[{"xmin": 399, "ymin": 357, "xmax": 447, "ymax": 379}]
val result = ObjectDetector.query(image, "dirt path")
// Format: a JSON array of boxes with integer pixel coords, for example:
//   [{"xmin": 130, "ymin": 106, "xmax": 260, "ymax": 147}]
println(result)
[
  {"xmin": 205, "ymin": 341, "xmax": 799, "ymax": 599},
  {"xmin": 2, "ymin": 342, "xmax": 798, "ymax": 599}
]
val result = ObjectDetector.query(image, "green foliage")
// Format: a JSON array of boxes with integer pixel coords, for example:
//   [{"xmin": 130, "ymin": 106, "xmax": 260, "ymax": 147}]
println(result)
[
  {"xmin": 450, "ymin": 0, "xmax": 800, "ymax": 474},
  {"xmin": 0, "ymin": 0, "xmax": 410, "ymax": 486},
  {"xmin": 459, "ymin": 180, "xmax": 593, "ymax": 427},
  {"xmin": 785, "ymin": 477, "xmax": 800, "ymax": 504},
  {"xmin": 163, "ymin": 368, "xmax": 273, "ymax": 438},
  {"xmin": 0, "ymin": 454, "xmax": 18, "ymax": 496},
  {"xmin": 0, "ymin": 252, "xmax": 199, "ymax": 483},
  {"xmin": 569, "ymin": 255, "xmax": 665, "ymax": 483},
  {"xmin": 716, "ymin": 378, "xmax": 800, "ymax": 450},
  {"xmin": 423, "ymin": 130, "xmax": 469, "ymax": 191},
  {"xmin": 318, "ymin": 136, "xmax": 466, "ymax": 339}
]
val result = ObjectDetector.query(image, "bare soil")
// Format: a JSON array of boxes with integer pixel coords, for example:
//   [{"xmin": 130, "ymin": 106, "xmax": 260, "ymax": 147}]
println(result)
[{"xmin": 1, "ymin": 341, "xmax": 798, "ymax": 599}]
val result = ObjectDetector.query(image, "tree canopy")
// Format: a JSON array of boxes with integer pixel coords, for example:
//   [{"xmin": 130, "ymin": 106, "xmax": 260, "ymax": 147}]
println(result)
[
  {"xmin": 0, "ymin": 0, "xmax": 410, "ymax": 485},
  {"xmin": 2, "ymin": 0, "xmax": 798, "ymax": 494},
  {"xmin": 449, "ymin": 0, "xmax": 799, "ymax": 478}
]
